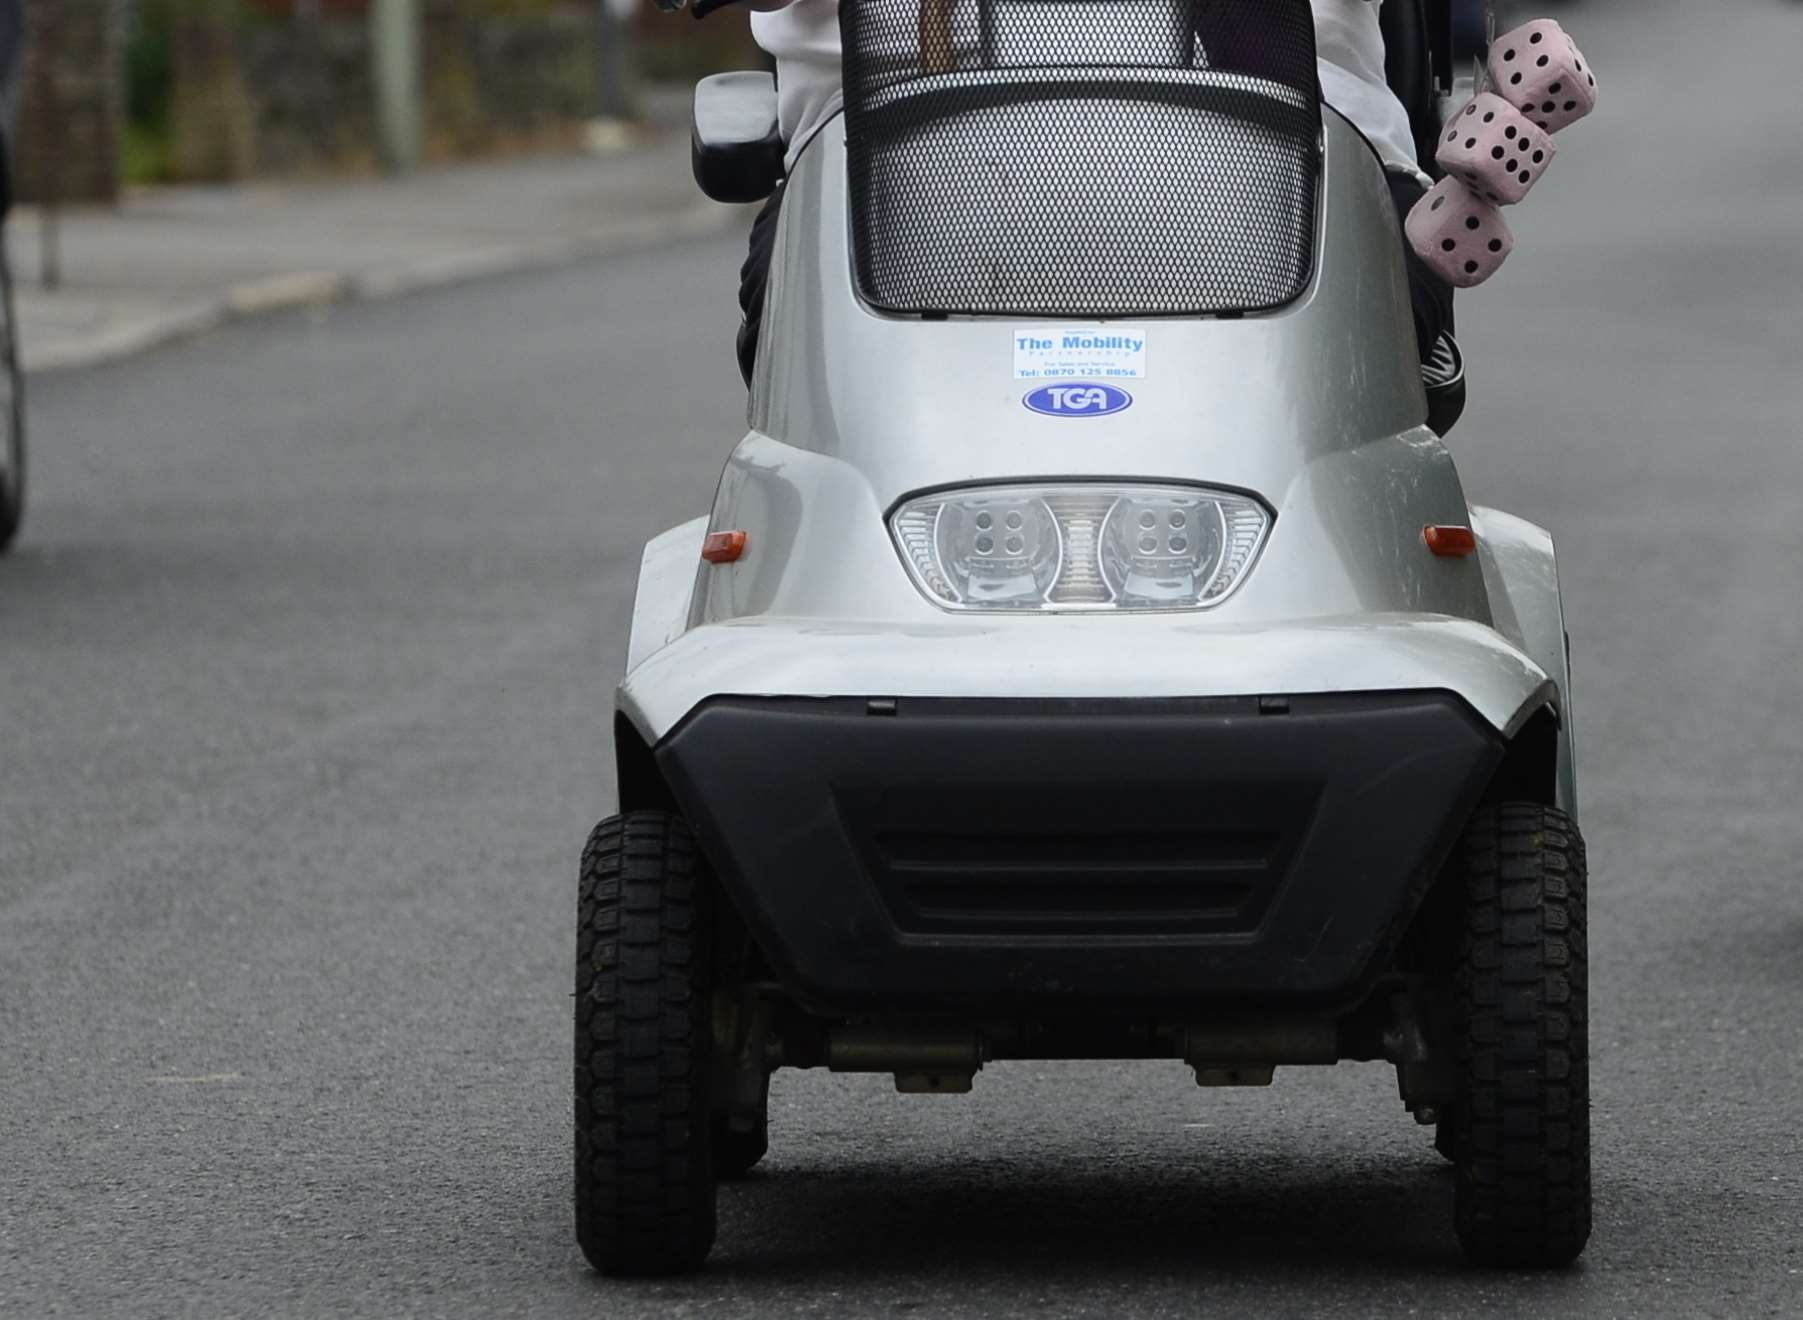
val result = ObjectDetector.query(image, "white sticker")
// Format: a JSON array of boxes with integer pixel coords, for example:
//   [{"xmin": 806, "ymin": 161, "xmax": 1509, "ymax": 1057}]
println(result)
[{"xmin": 1013, "ymin": 325, "xmax": 1148, "ymax": 380}]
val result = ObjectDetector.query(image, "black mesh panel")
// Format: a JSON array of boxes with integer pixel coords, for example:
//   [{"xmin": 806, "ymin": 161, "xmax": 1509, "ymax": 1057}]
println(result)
[{"xmin": 840, "ymin": 0, "xmax": 1322, "ymax": 317}]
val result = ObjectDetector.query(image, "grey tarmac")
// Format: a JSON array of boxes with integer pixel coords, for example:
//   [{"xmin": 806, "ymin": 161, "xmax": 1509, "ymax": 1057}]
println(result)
[{"xmin": 3, "ymin": 0, "xmax": 1802, "ymax": 1315}]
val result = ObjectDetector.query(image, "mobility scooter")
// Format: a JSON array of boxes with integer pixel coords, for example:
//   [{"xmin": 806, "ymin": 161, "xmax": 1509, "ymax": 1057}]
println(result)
[{"xmin": 575, "ymin": 0, "xmax": 1589, "ymax": 1275}]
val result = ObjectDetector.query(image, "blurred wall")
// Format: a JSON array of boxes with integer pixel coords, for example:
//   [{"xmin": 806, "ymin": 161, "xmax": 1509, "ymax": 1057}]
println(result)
[
  {"xmin": 170, "ymin": 0, "xmax": 256, "ymax": 180},
  {"xmin": 14, "ymin": 0, "xmax": 763, "ymax": 194},
  {"xmin": 18, "ymin": 0, "xmax": 125, "ymax": 203},
  {"xmin": 243, "ymin": 2, "xmax": 596, "ymax": 174}
]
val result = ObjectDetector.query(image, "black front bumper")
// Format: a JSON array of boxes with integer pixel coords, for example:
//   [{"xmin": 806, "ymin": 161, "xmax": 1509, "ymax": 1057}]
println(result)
[{"xmin": 656, "ymin": 693, "xmax": 1503, "ymax": 1014}]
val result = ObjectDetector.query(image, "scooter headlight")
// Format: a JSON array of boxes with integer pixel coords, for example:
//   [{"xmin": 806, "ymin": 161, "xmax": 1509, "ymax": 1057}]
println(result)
[{"xmin": 891, "ymin": 484, "xmax": 1269, "ymax": 612}]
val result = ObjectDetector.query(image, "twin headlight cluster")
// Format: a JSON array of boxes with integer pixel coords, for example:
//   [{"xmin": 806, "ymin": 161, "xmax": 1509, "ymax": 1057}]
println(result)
[{"xmin": 891, "ymin": 484, "xmax": 1270, "ymax": 612}]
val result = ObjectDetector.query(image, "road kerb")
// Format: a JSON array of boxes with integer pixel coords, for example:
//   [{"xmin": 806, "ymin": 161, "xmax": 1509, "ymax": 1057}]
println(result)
[{"xmin": 23, "ymin": 200, "xmax": 747, "ymax": 375}]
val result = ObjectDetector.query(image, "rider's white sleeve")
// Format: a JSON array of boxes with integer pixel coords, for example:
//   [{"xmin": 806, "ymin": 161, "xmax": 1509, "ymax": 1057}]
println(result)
[{"xmin": 1312, "ymin": 0, "xmax": 1429, "ymax": 180}]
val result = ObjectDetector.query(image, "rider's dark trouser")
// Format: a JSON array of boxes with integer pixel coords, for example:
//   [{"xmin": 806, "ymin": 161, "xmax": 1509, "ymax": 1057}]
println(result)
[
  {"xmin": 1386, "ymin": 170, "xmax": 1455, "ymax": 365},
  {"xmin": 737, "ymin": 172, "xmax": 1454, "ymax": 384},
  {"xmin": 737, "ymin": 180, "xmax": 786, "ymax": 385}
]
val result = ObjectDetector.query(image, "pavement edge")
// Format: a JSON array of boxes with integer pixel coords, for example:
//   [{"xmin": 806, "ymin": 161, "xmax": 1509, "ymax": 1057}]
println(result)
[{"xmin": 23, "ymin": 200, "xmax": 744, "ymax": 375}]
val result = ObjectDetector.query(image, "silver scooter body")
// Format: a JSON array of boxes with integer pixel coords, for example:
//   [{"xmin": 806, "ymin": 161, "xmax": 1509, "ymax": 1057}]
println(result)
[
  {"xmin": 616, "ymin": 104, "xmax": 1575, "ymax": 1015},
  {"xmin": 573, "ymin": 21, "xmax": 1596, "ymax": 1276},
  {"xmin": 625, "ymin": 110, "xmax": 1571, "ymax": 777}
]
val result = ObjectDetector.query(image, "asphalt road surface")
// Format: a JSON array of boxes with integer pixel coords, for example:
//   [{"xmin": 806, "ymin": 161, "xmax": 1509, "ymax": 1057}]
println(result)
[{"xmin": 5, "ymin": 2, "xmax": 1801, "ymax": 1316}]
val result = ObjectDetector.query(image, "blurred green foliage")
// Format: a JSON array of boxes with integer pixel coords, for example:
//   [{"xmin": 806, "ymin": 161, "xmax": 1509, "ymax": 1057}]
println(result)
[
  {"xmin": 127, "ymin": 0, "xmax": 175, "ymax": 129},
  {"xmin": 123, "ymin": 122, "xmax": 179, "ymax": 184},
  {"xmin": 125, "ymin": 0, "xmax": 176, "ymax": 181}
]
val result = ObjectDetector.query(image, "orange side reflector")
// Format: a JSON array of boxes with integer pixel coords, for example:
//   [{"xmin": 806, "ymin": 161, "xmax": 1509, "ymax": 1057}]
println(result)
[
  {"xmin": 1423, "ymin": 525, "xmax": 1478, "ymax": 558},
  {"xmin": 701, "ymin": 530, "xmax": 748, "ymax": 564}
]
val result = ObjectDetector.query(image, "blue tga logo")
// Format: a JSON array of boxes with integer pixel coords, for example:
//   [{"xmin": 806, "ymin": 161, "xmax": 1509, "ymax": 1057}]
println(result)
[{"xmin": 1023, "ymin": 383, "xmax": 1133, "ymax": 417}]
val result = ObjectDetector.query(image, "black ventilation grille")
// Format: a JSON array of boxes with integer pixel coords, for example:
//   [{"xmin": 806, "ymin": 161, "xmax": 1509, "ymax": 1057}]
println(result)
[
  {"xmin": 879, "ymin": 827, "xmax": 1281, "ymax": 933},
  {"xmin": 839, "ymin": 0, "xmax": 1324, "ymax": 317},
  {"xmin": 843, "ymin": 780, "xmax": 1319, "ymax": 938}
]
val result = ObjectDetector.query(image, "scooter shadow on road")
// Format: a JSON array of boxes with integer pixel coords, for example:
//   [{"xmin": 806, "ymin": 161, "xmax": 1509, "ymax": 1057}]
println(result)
[{"xmin": 696, "ymin": 1156, "xmax": 1553, "ymax": 1280}]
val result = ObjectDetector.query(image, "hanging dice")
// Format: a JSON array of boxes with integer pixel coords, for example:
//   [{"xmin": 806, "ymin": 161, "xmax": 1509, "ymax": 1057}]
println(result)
[
  {"xmin": 1406, "ymin": 177, "xmax": 1515, "ymax": 289},
  {"xmin": 1435, "ymin": 92, "xmax": 1557, "ymax": 206},
  {"xmin": 1487, "ymin": 19, "xmax": 1598, "ymax": 134}
]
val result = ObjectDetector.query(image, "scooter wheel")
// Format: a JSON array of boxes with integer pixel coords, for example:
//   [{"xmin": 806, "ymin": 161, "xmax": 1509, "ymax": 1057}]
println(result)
[
  {"xmin": 574, "ymin": 812, "xmax": 717, "ymax": 1276},
  {"xmin": 1446, "ymin": 803, "xmax": 1591, "ymax": 1267}
]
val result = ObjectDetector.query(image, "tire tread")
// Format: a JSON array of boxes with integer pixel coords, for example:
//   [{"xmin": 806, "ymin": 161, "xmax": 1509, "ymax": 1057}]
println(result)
[
  {"xmin": 574, "ymin": 812, "xmax": 716, "ymax": 1275},
  {"xmin": 1452, "ymin": 803, "xmax": 1591, "ymax": 1267}
]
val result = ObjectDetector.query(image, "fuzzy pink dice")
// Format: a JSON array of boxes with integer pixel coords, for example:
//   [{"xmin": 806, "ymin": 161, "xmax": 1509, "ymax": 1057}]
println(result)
[
  {"xmin": 1406, "ymin": 177, "xmax": 1515, "ymax": 289},
  {"xmin": 1435, "ymin": 92, "xmax": 1557, "ymax": 206},
  {"xmin": 1487, "ymin": 19, "xmax": 1598, "ymax": 134}
]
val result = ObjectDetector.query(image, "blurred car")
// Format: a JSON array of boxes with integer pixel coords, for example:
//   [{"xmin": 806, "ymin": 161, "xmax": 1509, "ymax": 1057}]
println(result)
[{"xmin": 0, "ymin": 0, "xmax": 23, "ymax": 554}]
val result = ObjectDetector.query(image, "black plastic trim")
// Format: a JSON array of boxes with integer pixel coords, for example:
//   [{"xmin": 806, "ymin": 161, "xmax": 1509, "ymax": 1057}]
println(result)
[
  {"xmin": 692, "ymin": 130, "xmax": 784, "ymax": 205},
  {"xmin": 656, "ymin": 692, "xmax": 1504, "ymax": 1015},
  {"xmin": 860, "ymin": 79, "xmax": 1320, "ymax": 145}
]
